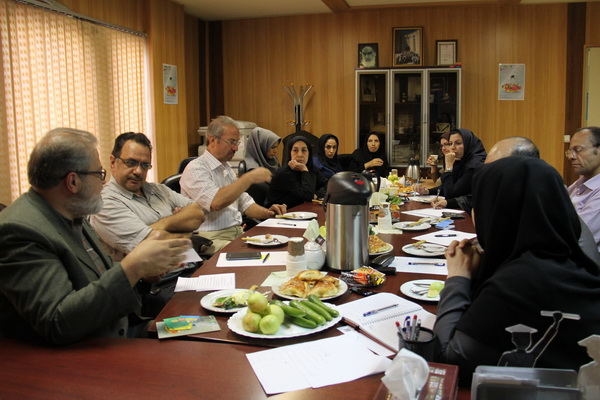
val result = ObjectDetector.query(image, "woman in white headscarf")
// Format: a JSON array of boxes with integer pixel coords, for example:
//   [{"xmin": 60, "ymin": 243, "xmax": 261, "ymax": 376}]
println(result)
[{"xmin": 244, "ymin": 127, "xmax": 281, "ymax": 173}]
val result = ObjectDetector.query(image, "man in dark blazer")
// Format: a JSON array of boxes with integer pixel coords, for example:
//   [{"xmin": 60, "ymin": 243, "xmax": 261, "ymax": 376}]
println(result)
[{"xmin": 0, "ymin": 128, "xmax": 190, "ymax": 345}]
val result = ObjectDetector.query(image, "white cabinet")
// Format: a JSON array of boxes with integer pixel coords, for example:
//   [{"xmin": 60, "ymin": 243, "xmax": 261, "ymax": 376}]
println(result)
[{"xmin": 356, "ymin": 68, "xmax": 461, "ymax": 168}]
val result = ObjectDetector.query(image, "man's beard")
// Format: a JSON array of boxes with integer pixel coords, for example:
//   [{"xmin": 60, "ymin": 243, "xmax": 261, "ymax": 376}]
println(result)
[{"xmin": 67, "ymin": 180, "xmax": 103, "ymax": 217}]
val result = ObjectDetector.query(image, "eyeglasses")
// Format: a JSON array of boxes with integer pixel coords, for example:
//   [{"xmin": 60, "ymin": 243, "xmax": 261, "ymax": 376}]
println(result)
[
  {"xmin": 76, "ymin": 167, "xmax": 106, "ymax": 181},
  {"xmin": 218, "ymin": 137, "xmax": 241, "ymax": 148},
  {"xmin": 565, "ymin": 145, "xmax": 597, "ymax": 158},
  {"xmin": 118, "ymin": 157, "xmax": 152, "ymax": 170}
]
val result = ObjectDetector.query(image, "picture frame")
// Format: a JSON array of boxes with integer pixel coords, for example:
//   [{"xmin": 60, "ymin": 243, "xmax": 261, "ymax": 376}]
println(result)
[
  {"xmin": 360, "ymin": 76, "xmax": 377, "ymax": 102},
  {"xmin": 436, "ymin": 40, "xmax": 457, "ymax": 66},
  {"xmin": 358, "ymin": 43, "xmax": 379, "ymax": 68},
  {"xmin": 393, "ymin": 27, "xmax": 423, "ymax": 67}
]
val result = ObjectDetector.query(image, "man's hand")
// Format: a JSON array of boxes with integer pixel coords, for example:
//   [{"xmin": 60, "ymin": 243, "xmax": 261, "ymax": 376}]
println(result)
[
  {"xmin": 288, "ymin": 160, "xmax": 308, "ymax": 172},
  {"xmin": 121, "ymin": 231, "xmax": 191, "ymax": 286},
  {"xmin": 268, "ymin": 204, "xmax": 287, "ymax": 216},
  {"xmin": 445, "ymin": 238, "xmax": 481, "ymax": 279},
  {"xmin": 242, "ymin": 167, "xmax": 272, "ymax": 185}
]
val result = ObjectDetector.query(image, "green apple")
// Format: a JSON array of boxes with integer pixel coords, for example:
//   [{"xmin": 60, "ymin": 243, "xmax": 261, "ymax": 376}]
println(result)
[
  {"xmin": 242, "ymin": 310, "xmax": 262, "ymax": 332},
  {"xmin": 259, "ymin": 314, "xmax": 281, "ymax": 335},
  {"xmin": 247, "ymin": 292, "xmax": 268, "ymax": 313},
  {"xmin": 267, "ymin": 304, "xmax": 285, "ymax": 324}
]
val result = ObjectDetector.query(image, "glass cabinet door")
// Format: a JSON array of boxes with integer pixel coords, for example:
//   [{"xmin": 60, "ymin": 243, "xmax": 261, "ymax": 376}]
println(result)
[
  {"xmin": 427, "ymin": 70, "xmax": 460, "ymax": 162},
  {"xmin": 356, "ymin": 71, "xmax": 389, "ymax": 149},
  {"xmin": 391, "ymin": 71, "xmax": 423, "ymax": 165}
]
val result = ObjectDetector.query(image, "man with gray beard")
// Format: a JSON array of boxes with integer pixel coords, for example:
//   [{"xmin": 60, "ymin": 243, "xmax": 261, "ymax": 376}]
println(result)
[{"xmin": 0, "ymin": 128, "xmax": 191, "ymax": 345}]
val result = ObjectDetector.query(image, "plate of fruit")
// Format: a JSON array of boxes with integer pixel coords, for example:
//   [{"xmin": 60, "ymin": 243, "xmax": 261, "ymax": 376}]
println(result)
[
  {"xmin": 400, "ymin": 279, "xmax": 445, "ymax": 302},
  {"xmin": 227, "ymin": 292, "xmax": 342, "ymax": 338}
]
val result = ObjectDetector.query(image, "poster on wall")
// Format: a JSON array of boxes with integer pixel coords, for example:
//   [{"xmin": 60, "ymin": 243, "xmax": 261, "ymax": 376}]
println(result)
[
  {"xmin": 163, "ymin": 64, "xmax": 178, "ymax": 105},
  {"xmin": 498, "ymin": 64, "xmax": 525, "ymax": 101}
]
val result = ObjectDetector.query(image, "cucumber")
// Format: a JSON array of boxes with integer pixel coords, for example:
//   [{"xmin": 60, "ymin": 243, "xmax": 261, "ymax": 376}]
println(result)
[
  {"xmin": 290, "ymin": 300, "xmax": 326, "ymax": 326},
  {"xmin": 301, "ymin": 300, "xmax": 332, "ymax": 321},
  {"xmin": 271, "ymin": 299, "xmax": 306, "ymax": 318},
  {"xmin": 290, "ymin": 316, "xmax": 317, "ymax": 329},
  {"xmin": 308, "ymin": 294, "xmax": 340, "ymax": 318}
]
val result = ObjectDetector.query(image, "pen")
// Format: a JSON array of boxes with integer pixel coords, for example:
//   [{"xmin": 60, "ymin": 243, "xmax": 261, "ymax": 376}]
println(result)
[
  {"xmin": 435, "ymin": 234, "xmax": 456, "ymax": 237},
  {"xmin": 363, "ymin": 303, "xmax": 399, "ymax": 317},
  {"xmin": 262, "ymin": 253, "xmax": 270, "ymax": 263},
  {"xmin": 435, "ymin": 188, "xmax": 440, "ymax": 203},
  {"xmin": 408, "ymin": 261, "xmax": 445, "ymax": 266},
  {"xmin": 277, "ymin": 222, "xmax": 297, "ymax": 226}
]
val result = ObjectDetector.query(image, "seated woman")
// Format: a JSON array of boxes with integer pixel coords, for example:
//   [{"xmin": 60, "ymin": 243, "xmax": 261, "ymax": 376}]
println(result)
[
  {"xmin": 434, "ymin": 157, "xmax": 600, "ymax": 382},
  {"xmin": 348, "ymin": 132, "xmax": 389, "ymax": 177},
  {"xmin": 427, "ymin": 131, "xmax": 451, "ymax": 184},
  {"xmin": 265, "ymin": 136, "xmax": 328, "ymax": 209},
  {"xmin": 416, "ymin": 128, "xmax": 485, "ymax": 208},
  {"xmin": 242, "ymin": 127, "xmax": 281, "ymax": 206},
  {"xmin": 313, "ymin": 133, "xmax": 343, "ymax": 180}
]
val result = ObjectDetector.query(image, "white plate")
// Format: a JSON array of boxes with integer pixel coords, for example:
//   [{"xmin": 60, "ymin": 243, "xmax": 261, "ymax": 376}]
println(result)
[
  {"xmin": 393, "ymin": 221, "xmax": 432, "ymax": 231},
  {"xmin": 200, "ymin": 289, "xmax": 251, "ymax": 314},
  {"xmin": 243, "ymin": 234, "xmax": 289, "ymax": 247},
  {"xmin": 409, "ymin": 195, "xmax": 445, "ymax": 204},
  {"xmin": 227, "ymin": 303, "xmax": 342, "ymax": 339},
  {"xmin": 280, "ymin": 212, "xmax": 318, "ymax": 220},
  {"xmin": 272, "ymin": 278, "xmax": 348, "ymax": 301},
  {"xmin": 402, "ymin": 243, "xmax": 446, "ymax": 257},
  {"xmin": 400, "ymin": 279, "xmax": 444, "ymax": 302},
  {"xmin": 369, "ymin": 243, "xmax": 393, "ymax": 256}
]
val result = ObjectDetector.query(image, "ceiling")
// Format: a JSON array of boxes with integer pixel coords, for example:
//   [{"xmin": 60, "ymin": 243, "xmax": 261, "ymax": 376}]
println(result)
[{"xmin": 173, "ymin": 0, "xmax": 594, "ymax": 21}]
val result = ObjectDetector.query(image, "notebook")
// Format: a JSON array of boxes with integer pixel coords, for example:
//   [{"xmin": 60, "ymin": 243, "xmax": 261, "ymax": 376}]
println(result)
[{"xmin": 337, "ymin": 292, "xmax": 436, "ymax": 351}]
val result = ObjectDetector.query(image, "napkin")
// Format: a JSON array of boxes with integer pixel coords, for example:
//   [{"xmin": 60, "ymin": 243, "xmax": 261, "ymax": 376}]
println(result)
[
  {"xmin": 370, "ymin": 192, "xmax": 388, "ymax": 207},
  {"xmin": 381, "ymin": 349, "xmax": 429, "ymax": 400},
  {"xmin": 303, "ymin": 219, "xmax": 320, "ymax": 242}
]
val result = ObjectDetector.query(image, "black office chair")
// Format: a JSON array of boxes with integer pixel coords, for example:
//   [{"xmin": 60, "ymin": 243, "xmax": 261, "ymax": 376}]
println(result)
[
  {"xmin": 178, "ymin": 157, "xmax": 197, "ymax": 173},
  {"xmin": 161, "ymin": 173, "xmax": 182, "ymax": 193},
  {"xmin": 238, "ymin": 159, "xmax": 247, "ymax": 176},
  {"xmin": 338, "ymin": 153, "xmax": 353, "ymax": 171}
]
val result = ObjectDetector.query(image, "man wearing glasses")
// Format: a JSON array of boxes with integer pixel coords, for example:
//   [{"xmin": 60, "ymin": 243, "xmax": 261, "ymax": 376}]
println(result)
[
  {"xmin": 0, "ymin": 128, "xmax": 191, "ymax": 344},
  {"xmin": 181, "ymin": 116, "xmax": 286, "ymax": 254},
  {"xmin": 566, "ymin": 127, "xmax": 600, "ymax": 251}
]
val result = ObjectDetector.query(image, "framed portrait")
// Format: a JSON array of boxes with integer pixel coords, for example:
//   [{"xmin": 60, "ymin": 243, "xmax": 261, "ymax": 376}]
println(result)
[
  {"xmin": 393, "ymin": 27, "xmax": 423, "ymax": 67},
  {"xmin": 358, "ymin": 43, "xmax": 379, "ymax": 68},
  {"xmin": 436, "ymin": 40, "xmax": 457, "ymax": 66},
  {"xmin": 360, "ymin": 76, "xmax": 377, "ymax": 102}
]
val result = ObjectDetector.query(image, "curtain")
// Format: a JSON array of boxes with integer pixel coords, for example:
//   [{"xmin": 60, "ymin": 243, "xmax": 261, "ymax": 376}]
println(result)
[{"xmin": 0, "ymin": 0, "xmax": 148, "ymax": 205}]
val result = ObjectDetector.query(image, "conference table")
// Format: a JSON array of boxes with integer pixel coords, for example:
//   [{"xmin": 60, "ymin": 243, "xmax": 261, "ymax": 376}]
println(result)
[{"xmin": 1, "ymin": 194, "xmax": 474, "ymax": 400}]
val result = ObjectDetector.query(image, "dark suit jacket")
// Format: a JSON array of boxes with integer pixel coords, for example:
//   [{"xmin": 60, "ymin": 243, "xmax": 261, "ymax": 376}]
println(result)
[{"xmin": 0, "ymin": 189, "xmax": 141, "ymax": 345}]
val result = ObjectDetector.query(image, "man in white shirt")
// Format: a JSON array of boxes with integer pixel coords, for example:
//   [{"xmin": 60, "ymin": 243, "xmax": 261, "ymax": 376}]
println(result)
[
  {"xmin": 567, "ymin": 127, "xmax": 600, "ymax": 252},
  {"xmin": 181, "ymin": 116, "xmax": 286, "ymax": 254}
]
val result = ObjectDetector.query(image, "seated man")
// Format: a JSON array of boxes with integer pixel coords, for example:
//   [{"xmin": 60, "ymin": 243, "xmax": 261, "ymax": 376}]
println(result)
[
  {"xmin": 181, "ymin": 116, "xmax": 286, "ymax": 254},
  {"xmin": 567, "ymin": 127, "xmax": 600, "ymax": 252},
  {"xmin": 90, "ymin": 132, "xmax": 205, "ymax": 261},
  {"xmin": 0, "ymin": 128, "xmax": 190, "ymax": 345}
]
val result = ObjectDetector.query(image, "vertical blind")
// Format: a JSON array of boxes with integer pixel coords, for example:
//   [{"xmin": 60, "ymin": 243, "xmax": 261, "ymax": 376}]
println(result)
[{"xmin": 0, "ymin": 0, "xmax": 148, "ymax": 205}]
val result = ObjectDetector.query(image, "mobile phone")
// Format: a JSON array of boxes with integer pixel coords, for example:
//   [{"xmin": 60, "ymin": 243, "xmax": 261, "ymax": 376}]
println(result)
[
  {"xmin": 350, "ymin": 287, "xmax": 375, "ymax": 296},
  {"xmin": 225, "ymin": 251, "xmax": 262, "ymax": 261}
]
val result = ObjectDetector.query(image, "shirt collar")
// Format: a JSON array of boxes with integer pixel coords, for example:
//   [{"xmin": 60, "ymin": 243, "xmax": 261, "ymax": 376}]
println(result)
[
  {"xmin": 108, "ymin": 175, "xmax": 153, "ymax": 200},
  {"xmin": 202, "ymin": 150, "xmax": 230, "ymax": 171}
]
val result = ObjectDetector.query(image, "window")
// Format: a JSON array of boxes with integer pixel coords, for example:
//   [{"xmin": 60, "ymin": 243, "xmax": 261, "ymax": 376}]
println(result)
[{"xmin": 0, "ymin": 0, "xmax": 148, "ymax": 204}]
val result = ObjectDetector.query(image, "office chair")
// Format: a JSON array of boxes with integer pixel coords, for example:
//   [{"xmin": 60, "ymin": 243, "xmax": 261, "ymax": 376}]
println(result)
[
  {"xmin": 238, "ymin": 159, "xmax": 247, "ymax": 176},
  {"xmin": 178, "ymin": 157, "xmax": 197, "ymax": 173},
  {"xmin": 162, "ymin": 174, "xmax": 182, "ymax": 193}
]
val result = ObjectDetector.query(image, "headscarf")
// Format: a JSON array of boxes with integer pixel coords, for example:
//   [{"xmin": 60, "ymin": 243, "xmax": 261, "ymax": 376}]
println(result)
[
  {"xmin": 286, "ymin": 136, "xmax": 315, "ymax": 171},
  {"xmin": 316, "ymin": 133, "xmax": 342, "ymax": 173},
  {"xmin": 471, "ymin": 157, "xmax": 599, "ymax": 293},
  {"xmin": 439, "ymin": 131, "xmax": 451, "ymax": 169},
  {"xmin": 448, "ymin": 128, "xmax": 486, "ymax": 178},
  {"xmin": 244, "ymin": 127, "xmax": 281, "ymax": 172},
  {"xmin": 352, "ymin": 132, "xmax": 389, "ymax": 176}
]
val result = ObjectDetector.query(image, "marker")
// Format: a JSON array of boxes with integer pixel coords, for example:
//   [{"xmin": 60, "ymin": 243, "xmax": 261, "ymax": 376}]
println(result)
[
  {"xmin": 363, "ymin": 303, "xmax": 399, "ymax": 317},
  {"xmin": 408, "ymin": 261, "xmax": 445, "ymax": 266},
  {"xmin": 277, "ymin": 222, "xmax": 297, "ymax": 226},
  {"xmin": 435, "ymin": 234, "xmax": 456, "ymax": 237},
  {"xmin": 262, "ymin": 253, "xmax": 270, "ymax": 263}
]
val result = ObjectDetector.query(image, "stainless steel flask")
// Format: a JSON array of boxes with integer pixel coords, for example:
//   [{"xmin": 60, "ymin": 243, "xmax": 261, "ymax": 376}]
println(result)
[{"xmin": 324, "ymin": 172, "xmax": 373, "ymax": 271}]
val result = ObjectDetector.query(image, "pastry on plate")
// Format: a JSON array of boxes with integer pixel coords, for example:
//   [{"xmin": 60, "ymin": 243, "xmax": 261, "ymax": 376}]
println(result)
[{"xmin": 279, "ymin": 278, "xmax": 309, "ymax": 298}]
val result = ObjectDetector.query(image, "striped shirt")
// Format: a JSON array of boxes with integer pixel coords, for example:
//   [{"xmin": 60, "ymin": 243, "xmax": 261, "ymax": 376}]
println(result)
[{"xmin": 180, "ymin": 151, "xmax": 254, "ymax": 231}]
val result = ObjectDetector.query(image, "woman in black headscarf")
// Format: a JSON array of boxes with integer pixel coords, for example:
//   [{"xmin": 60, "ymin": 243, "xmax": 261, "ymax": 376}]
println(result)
[
  {"xmin": 434, "ymin": 157, "xmax": 600, "ymax": 382},
  {"xmin": 265, "ymin": 136, "xmax": 328, "ymax": 209},
  {"xmin": 313, "ymin": 133, "xmax": 343, "ymax": 180},
  {"xmin": 348, "ymin": 132, "xmax": 389, "ymax": 177}
]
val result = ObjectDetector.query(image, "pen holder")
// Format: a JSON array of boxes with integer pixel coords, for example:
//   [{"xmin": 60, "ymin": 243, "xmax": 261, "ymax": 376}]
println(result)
[{"xmin": 397, "ymin": 327, "xmax": 435, "ymax": 361}]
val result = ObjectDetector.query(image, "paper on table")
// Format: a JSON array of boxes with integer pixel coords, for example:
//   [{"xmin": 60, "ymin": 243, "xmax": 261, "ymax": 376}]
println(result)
[
  {"xmin": 371, "ymin": 226, "xmax": 403, "ymax": 235},
  {"xmin": 392, "ymin": 256, "xmax": 448, "ymax": 275},
  {"xmin": 338, "ymin": 326, "xmax": 396, "ymax": 358},
  {"xmin": 401, "ymin": 208, "xmax": 463, "ymax": 218},
  {"xmin": 182, "ymin": 246, "xmax": 203, "ymax": 263},
  {"xmin": 411, "ymin": 230, "xmax": 477, "ymax": 247},
  {"xmin": 246, "ymin": 334, "xmax": 391, "ymax": 394},
  {"xmin": 260, "ymin": 271, "xmax": 288, "ymax": 286},
  {"xmin": 256, "ymin": 218, "xmax": 311, "ymax": 229},
  {"xmin": 174, "ymin": 273, "xmax": 235, "ymax": 292},
  {"xmin": 216, "ymin": 251, "xmax": 287, "ymax": 267}
]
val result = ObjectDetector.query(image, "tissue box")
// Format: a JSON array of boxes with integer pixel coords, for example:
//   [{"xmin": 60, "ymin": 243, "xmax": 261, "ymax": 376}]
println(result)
[{"xmin": 472, "ymin": 366, "xmax": 581, "ymax": 400}]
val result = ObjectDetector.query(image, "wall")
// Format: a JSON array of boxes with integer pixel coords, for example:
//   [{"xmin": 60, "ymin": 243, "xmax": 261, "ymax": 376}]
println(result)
[
  {"xmin": 60, "ymin": 0, "xmax": 194, "ymax": 181},
  {"xmin": 221, "ymin": 4, "xmax": 570, "ymax": 173}
]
